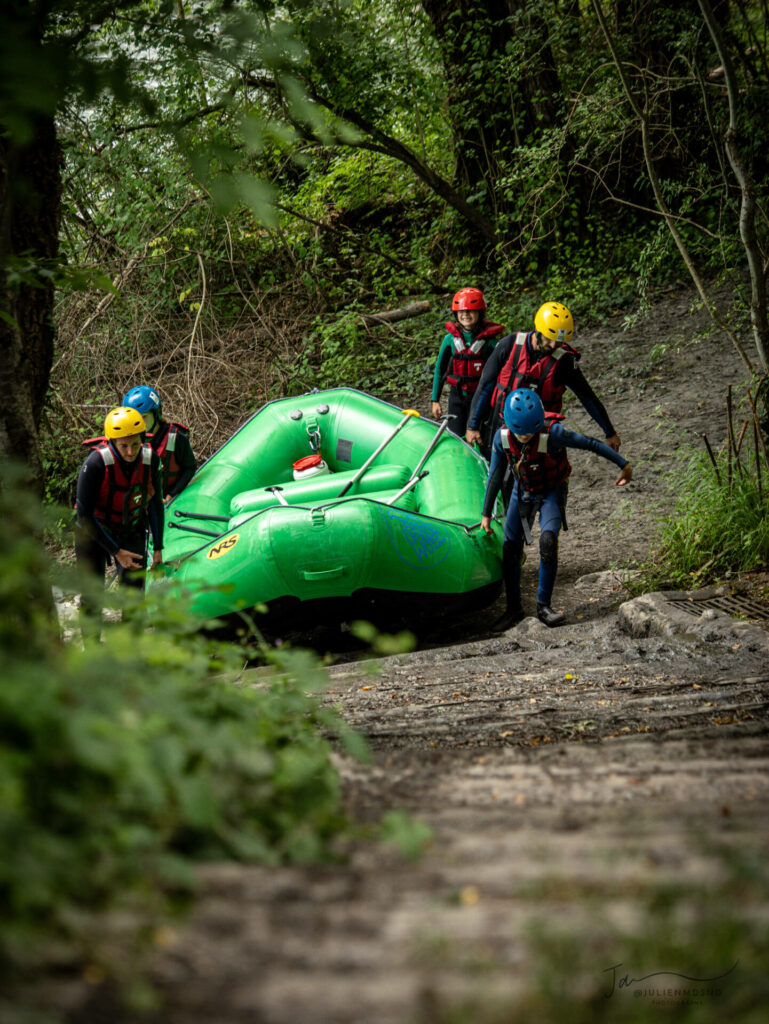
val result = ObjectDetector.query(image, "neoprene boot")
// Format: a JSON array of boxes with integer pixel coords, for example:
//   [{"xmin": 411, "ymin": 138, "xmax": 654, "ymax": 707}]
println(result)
[
  {"xmin": 537, "ymin": 602, "xmax": 565, "ymax": 627},
  {"xmin": 491, "ymin": 607, "xmax": 525, "ymax": 632},
  {"xmin": 492, "ymin": 540, "xmax": 525, "ymax": 632}
]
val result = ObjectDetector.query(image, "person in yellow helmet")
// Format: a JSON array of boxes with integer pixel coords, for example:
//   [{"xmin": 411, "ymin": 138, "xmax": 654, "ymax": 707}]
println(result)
[
  {"xmin": 74, "ymin": 406, "xmax": 164, "ymax": 611},
  {"xmin": 465, "ymin": 302, "xmax": 621, "ymax": 454}
]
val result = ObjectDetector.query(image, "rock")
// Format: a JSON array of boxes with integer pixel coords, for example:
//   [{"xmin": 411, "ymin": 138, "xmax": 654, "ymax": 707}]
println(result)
[
  {"xmin": 574, "ymin": 569, "xmax": 636, "ymax": 596},
  {"xmin": 617, "ymin": 587, "xmax": 769, "ymax": 651}
]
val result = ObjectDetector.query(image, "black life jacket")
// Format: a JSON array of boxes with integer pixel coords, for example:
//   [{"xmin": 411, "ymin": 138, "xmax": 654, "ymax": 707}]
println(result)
[
  {"xmin": 92, "ymin": 442, "xmax": 155, "ymax": 530},
  {"xmin": 445, "ymin": 321, "xmax": 505, "ymax": 393},
  {"xmin": 500, "ymin": 413, "xmax": 571, "ymax": 494}
]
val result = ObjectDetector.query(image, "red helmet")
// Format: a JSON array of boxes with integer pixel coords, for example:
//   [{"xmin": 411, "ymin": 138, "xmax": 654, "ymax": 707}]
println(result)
[{"xmin": 452, "ymin": 287, "xmax": 486, "ymax": 312}]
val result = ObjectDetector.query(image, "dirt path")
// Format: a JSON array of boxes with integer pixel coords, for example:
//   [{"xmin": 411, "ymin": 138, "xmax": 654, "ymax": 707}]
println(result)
[{"xmin": 66, "ymin": 286, "xmax": 769, "ymax": 1023}]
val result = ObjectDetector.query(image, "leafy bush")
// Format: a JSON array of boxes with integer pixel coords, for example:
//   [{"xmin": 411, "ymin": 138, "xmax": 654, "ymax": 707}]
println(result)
[
  {"xmin": 0, "ymin": 466, "xmax": 366, "ymax": 979},
  {"xmin": 638, "ymin": 445, "xmax": 769, "ymax": 589}
]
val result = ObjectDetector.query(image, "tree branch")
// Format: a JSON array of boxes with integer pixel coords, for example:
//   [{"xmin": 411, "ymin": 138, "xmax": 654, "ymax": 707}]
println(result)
[
  {"xmin": 67, "ymin": 196, "xmax": 203, "ymax": 349},
  {"xmin": 275, "ymin": 202, "xmax": 445, "ymax": 294},
  {"xmin": 245, "ymin": 73, "xmax": 498, "ymax": 245},
  {"xmin": 590, "ymin": 0, "xmax": 756, "ymax": 378},
  {"xmin": 698, "ymin": 0, "xmax": 769, "ymax": 375}
]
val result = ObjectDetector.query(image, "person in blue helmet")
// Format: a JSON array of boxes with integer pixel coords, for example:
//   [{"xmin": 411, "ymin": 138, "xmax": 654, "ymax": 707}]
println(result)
[
  {"xmin": 481, "ymin": 388, "xmax": 632, "ymax": 632},
  {"xmin": 122, "ymin": 385, "xmax": 197, "ymax": 505}
]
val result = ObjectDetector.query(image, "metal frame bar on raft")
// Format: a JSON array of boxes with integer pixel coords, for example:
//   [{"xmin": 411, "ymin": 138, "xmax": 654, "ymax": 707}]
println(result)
[{"xmin": 336, "ymin": 409, "xmax": 418, "ymax": 497}]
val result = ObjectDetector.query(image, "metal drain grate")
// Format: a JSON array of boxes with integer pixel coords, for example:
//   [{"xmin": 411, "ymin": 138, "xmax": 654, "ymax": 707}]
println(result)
[{"xmin": 667, "ymin": 595, "xmax": 769, "ymax": 620}]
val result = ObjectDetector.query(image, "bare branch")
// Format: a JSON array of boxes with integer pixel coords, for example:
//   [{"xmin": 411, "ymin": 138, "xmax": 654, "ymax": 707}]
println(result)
[
  {"xmin": 698, "ymin": 0, "xmax": 769, "ymax": 375},
  {"xmin": 274, "ymin": 202, "xmax": 445, "ymax": 294},
  {"xmin": 590, "ymin": 0, "xmax": 757, "ymax": 378},
  {"xmin": 66, "ymin": 196, "xmax": 203, "ymax": 351}
]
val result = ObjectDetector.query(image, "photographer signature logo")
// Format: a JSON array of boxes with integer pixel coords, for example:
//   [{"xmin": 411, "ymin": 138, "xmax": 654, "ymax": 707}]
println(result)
[{"xmin": 603, "ymin": 961, "xmax": 738, "ymax": 999}]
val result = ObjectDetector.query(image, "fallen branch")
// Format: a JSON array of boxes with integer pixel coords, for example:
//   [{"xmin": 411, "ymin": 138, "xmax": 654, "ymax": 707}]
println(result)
[{"xmin": 360, "ymin": 301, "xmax": 431, "ymax": 325}]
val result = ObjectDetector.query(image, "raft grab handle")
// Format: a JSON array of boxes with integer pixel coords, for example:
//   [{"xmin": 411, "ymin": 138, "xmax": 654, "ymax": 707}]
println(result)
[
  {"xmin": 169, "ymin": 521, "xmax": 225, "ymax": 538},
  {"xmin": 174, "ymin": 510, "xmax": 230, "ymax": 522},
  {"xmin": 337, "ymin": 409, "xmax": 420, "ymax": 498},
  {"xmin": 301, "ymin": 566, "xmax": 346, "ymax": 581}
]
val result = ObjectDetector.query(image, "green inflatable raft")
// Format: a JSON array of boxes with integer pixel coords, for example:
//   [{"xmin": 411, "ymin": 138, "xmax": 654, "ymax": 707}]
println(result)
[{"xmin": 153, "ymin": 388, "xmax": 503, "ymax": 628}]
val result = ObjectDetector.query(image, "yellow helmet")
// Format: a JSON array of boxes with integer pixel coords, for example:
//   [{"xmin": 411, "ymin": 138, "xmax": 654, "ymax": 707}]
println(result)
[
  {"xmin": 534, "ymin": 302, "xmax": 574, "ymax": 344},
  {"xmin": 104, "ymin": 406, "xmax": 146, "ymax": 439}
]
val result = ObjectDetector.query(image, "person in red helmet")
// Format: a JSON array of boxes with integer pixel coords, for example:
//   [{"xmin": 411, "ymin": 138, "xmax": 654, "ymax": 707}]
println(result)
[{"xmin": 430, "ymin": 287, "xmax": 506, "ymax": 441}]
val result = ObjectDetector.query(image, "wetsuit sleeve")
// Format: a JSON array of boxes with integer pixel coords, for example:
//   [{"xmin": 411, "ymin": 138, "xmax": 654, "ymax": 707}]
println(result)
[
  {"xmin": 167, "ymin": 434, "xmax": 197, "ymax": 497},
  {"xmin": 557, "ymin": 359, "xmax": 616, "ymax": 437},
  {"xmin": 431, "ymin": 335, "xmax": 454, "ymax": 403},
  {"xmin": 547, "ymin": 423, "xmax": 628, "ymax": 469},
  {"xmin": 468, "ymin": 334, "xmax": 515, "ymax": 429},
  {"xmin": 75, "ymin": 452, "xmax": 120, "ymax": 555},
  {"xmin": 148, "ymin": 455, "xmax": 165, "ymax": 549},
  {"xmin": 482, "ymin": 431, "xmax": 507, "ymax": 517}
]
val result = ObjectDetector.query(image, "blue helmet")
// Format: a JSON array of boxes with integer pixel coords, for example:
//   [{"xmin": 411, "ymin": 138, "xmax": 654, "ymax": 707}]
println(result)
[
  {"xmin": 123, "ymin": 385, "xmax": 161, "ymax": 419},
  {"xmin": 503, "ymin": 388, "xmax": 545, "ymax": 435}
]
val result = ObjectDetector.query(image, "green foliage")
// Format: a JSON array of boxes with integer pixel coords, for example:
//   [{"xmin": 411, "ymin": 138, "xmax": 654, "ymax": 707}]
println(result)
[
  {"xmin": 0, "ymin": 464, "xmax": 60, "ymax": 662},
  {"xmin": 0, "ymin": 468, "xmax": 365, "ymax": 979},
  {"xmin": 378, "ymin": 809, "xmax": 433, "ymax": 862},
  {"xmin": 37, "ymin": 0, "xmax": 769, "ymax": 501},
  {"xmin": 637, "ymin": 446, "xmax": 769, "ymax": 590},
  {"xmin": 414, "ymin": 846, "xmax": 769, "ymax": 1022},
  {"xmin": 349, "ymin": 620, "xmax": 416, "ymax": 657}
]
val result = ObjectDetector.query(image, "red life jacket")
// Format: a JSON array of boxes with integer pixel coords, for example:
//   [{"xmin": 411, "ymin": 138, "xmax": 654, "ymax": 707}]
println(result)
[
  {"xmin": 150, "ymin": 421, "xmax": 189, "ymax": 495},
  {"xmin": 500, "ymin": 413, "xmax": 571, "ymax": 494},
  {"xmin": 93, "ymin": 442, "xmax": 156, "ymax": 530},
  {"xmin": 445, "ymin": 321, "xmax": 505, "ymax": 393},
  {"xmin": 82, "ymin": 435, "xmax": 107, "ymax": 449},
  {"xmin": 491, "ymin": 332, "xmax": 580, "ymax": 413}
]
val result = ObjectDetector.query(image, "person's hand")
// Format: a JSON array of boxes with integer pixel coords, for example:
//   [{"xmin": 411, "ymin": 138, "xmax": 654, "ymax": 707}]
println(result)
[
  {"xmin": 115, "ymin": 548, "xmax": 143, "ymax": 569},
  {"xmin": 164, "ymin": 494, "xmax": 173, "ymax": 506},
  {"xmin": 466, "ymin": 428, "xmax": 482, "ymax": 446},
  {"xmin": 615, "ymin": 464, "xmax": 632, "ymax": 486},
  {"xmin": 481, "ymin": 515, "xmax": 493, "ymax": 535},
  {"xmin": 151, "ymin": 549, "xmax": 163, "ymax": 569},
  {"xmin": 431, "ymin": 401, "xmax": 442, "ymax": 419},
  {"xmin": 606, "ymin": 433, "xmax": 621, "ymax": 451}
]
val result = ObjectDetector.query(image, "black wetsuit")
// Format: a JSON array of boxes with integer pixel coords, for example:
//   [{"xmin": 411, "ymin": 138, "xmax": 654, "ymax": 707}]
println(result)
[
  {"xmin": 75, "ymin": 445, "xmax": 164, "ymax": 599},
  {"xmin": 468, "ymin": 333, "xmax": 616, "ymax": 440}
]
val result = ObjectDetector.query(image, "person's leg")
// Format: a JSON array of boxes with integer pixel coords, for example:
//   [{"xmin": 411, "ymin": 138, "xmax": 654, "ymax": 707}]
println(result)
[
  {"xmin": 492, "ymin": 484, "xmax": 526, "ymax": 631},
  {"xmin": 536, "ymin": 490, "xmax": 565, "ymax": 626},
  {"xmin": 74, "ymin": 520, "xmax": 108, "ymax": 618},
  {"xmin": 481, "ymin": 401, "xmax": 503, "ymax": 465},
  {"xmin": 447, "ymin": 387, "xmax": 469, "ymax": 437}
]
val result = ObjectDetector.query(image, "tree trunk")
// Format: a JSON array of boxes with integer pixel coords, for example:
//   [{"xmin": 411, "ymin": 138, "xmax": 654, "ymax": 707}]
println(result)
[
  {"xmin": 0, "ymin": 115, "xmax": 62, "ymax": 496},
  {"xmin": 421, "ymin": 0, "xmax": 563, "ymax": 197}
]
